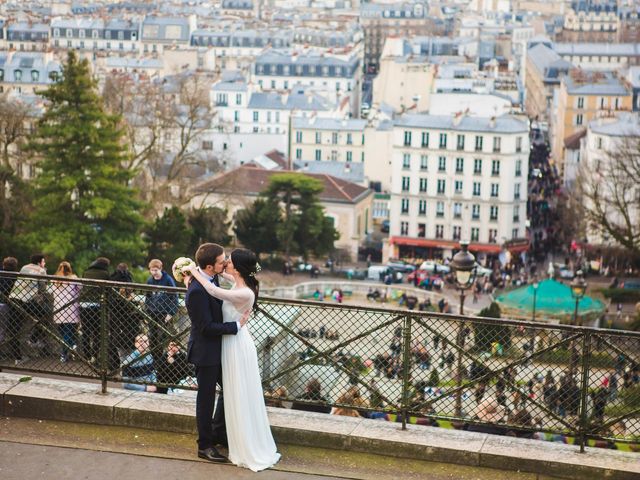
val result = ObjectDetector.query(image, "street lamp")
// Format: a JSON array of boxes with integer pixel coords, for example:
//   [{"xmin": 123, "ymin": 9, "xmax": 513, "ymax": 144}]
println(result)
[
  {"xmin": 530, "ymin": 279, "xmax": 539, "ymax": 355},
  {"xmin": 450, "ymin": 240, "xmax": 476, "ymax": 417},
  {"xmin": 569, "ymin": 270, "xmax": 587, "ymax": 377},
  {"xmin": 532, "ymin": 280, "xmax": 539, "ymax": 322},
  {"xmin": 451, "ymin": 240, "xmax": 477, "ymax": 315},
  {"xmin": 570, "ymin": 270, "xmax": 587, "ymax": 326}
]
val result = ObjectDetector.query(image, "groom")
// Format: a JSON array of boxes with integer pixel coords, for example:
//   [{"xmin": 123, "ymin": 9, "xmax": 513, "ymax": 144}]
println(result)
[{"xmin": 186, "ymin": 243, "xmax": 246, "ymax": 462}]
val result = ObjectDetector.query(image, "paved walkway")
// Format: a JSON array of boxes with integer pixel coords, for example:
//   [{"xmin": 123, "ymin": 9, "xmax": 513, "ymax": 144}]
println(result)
[
  {"xmin": 0, "ymin": 417, "xmax": 561, "ymax": 480},
  {"xmin": 0, "ymin": 441, "xmax": 339, "ymax": 480}
]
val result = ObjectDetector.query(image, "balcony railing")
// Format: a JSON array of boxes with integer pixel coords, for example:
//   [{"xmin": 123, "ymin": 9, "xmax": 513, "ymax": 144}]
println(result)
[{"xmin": 0, "ymin": 271, "xmax": 639, "ymax": 450}]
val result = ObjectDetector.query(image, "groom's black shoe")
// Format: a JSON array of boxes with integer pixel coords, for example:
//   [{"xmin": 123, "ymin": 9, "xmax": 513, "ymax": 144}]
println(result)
[{"xmin": 198, "ymin": 447, "xmax": 229, "ymax": 463}]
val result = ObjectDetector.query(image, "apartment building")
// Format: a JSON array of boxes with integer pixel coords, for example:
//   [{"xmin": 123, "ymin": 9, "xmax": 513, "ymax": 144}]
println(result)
[
  {"xmin": 190, "ymin": 29, "xmax": 291, "ymax": 71},
  {"xmin": 5, "ymin": 22, "xmax": 49, "ymax": 51},
  {"xmin": 210, "ymin": 80, "xmax": 343, "ymax": 166},
  {"xmin": 557, "ymin": 0, "xmax": 619, "ymax": 43},
  {"xmin": 140, "ymin": 16, "xmax": 195, "ymax": 55},
  {"xmin": 50, "ymin": 18, "xmax": 140, "ymax": 53},
  {"xmin": 524, "ymin": 42, "xmax": 572, "ymax": 121},
  {"xmin": 372, "ymin": 37, "xmax": 435, "ymax": 114},
  {"xmin": 252, "ymin": 49, "xmax": 362, "ymax": 114},
  {"xmin": 0, "ymin": 51, "xmax": 61, "ymax": 95},
  {"xmin": 388, "ymin": 113, "xmax": 530, "ymax": 261},
  {"xmin": 551, "ymin": 69, "xmax": 633, "ymax": 175},
  {"xmin": 359, "ymin": 1, "xmax": 446, "ymax": 74}
]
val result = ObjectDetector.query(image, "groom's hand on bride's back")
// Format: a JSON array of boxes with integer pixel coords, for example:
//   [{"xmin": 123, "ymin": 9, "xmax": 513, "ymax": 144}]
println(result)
[{"xmin": 239, "ymin": 310, "xmax": 251, "ymax": 327}]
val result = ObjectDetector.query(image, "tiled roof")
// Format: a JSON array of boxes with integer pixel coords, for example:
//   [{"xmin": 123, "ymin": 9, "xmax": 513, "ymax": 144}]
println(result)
[{"xmin": 194, "ymin": 166, "xmax": 371, "ymax": 204}]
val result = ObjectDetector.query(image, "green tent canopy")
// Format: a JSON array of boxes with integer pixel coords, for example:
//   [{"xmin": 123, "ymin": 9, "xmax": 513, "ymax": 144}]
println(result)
[{"xmin": 495, "ymin": 279, "xmax": 605, "ymax": 321}]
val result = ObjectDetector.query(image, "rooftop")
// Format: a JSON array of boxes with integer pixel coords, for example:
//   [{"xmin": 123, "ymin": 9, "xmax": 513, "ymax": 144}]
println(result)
[
  {"xmin": 292, "ymin": 117, "xmax": 367, "ymax": 131},
  {"xmin": 564, "ymin": 70, "xmax": 631, "ymax": 96},
  {"xmin": 395, "ymin": 113, "xmax": 528, "ymax": 134},
  {"xmin": 195, "ymin": 166, "xmax": 371, "ymax": 204}
]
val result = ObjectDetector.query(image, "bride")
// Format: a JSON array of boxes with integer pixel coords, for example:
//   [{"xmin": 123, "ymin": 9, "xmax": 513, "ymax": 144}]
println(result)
[{"xmin": 184, "ymin": 248, "xmax": 280, "ymax": 472}]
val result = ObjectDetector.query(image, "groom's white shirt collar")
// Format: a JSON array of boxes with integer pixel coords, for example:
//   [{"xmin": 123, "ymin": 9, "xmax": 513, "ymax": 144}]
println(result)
[{"xmin": 197, "ymin": 267, "xmax": 213, "ymax": 282}]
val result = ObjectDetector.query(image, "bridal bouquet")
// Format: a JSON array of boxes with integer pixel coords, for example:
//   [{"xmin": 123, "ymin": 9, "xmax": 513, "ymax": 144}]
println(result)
[{"xmin": 172, "ymin": 257, "xmax": 196, "ymax": 283}]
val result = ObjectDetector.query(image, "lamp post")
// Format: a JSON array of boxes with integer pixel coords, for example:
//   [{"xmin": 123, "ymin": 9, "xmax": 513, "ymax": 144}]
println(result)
[
  {"xmin": 530, "ymin": 279, "xmax": 539, "ymax": 355},
  {"xmin": 569, "ymin": 270, "xmax": 587, "ymax": 377},
  {"xmin": 450, "ymin": 240, "xmax": 476, "ymax": 417},
  {"xmin": 570, "ymin": 270, "xmax": 587, "ymax": 326}
]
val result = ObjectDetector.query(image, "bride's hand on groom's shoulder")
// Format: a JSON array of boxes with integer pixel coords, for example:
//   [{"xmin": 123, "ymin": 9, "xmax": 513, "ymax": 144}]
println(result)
[{"xmin": 239, "ymin": 309, "xmax": 251, "ymax": 327}]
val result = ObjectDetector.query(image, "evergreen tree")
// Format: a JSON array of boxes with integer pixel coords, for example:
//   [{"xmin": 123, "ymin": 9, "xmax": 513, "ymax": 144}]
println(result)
[
  {"xmin": 233, "ymin": 198, "xmax": 280, "ymax": 259},
  {"xmin": 146, "ymin": 207, "xmax": 192, "ymax": 266},
  {"xmin": 262, "ymin": 173, "xmax": 338, "ymax": 260},
  {"xmin": 28, "ymin": 51, "xmax": 145, "ymax": 269}
]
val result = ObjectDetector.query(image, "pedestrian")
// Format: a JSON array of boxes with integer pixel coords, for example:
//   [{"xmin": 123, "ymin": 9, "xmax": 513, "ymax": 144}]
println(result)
[
  {"xmin": 50, "ymin": 261, "xmax": 81, "ymax": 363},
  {"xmin": 145, "ymin": 259, "xmax": 178, "ymax": 364},
  {"xmin": 80, "ymin": 257, "xmax": 111, "ymax": 363},
  {"xmin": 9, "ymin": 254, "xmax": 49, "ymax": 359}
]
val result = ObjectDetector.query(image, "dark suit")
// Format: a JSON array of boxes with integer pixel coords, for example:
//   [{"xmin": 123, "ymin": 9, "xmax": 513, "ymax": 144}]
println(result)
[{"xmin": 186, "ymin": 276, "xmax": 238, "ymax": 451}]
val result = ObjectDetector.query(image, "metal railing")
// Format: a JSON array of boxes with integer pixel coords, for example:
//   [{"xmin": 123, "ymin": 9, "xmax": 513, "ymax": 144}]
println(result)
[{"xmin": 0, "ymin": 271, "xmax": 639, "ymax": 451}]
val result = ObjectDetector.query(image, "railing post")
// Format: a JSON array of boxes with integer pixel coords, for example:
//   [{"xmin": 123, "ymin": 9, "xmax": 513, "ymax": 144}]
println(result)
[
  {"xmin": 99, "ymin": 285, "xmax": 109, "ymax": 394},
  {"xmin": 578, "ymin": 331, "xmax": 592, "ymax": 453},
  {"xmin": 400, "ymin": 315, "xmax": 413, "ymax": 430}
]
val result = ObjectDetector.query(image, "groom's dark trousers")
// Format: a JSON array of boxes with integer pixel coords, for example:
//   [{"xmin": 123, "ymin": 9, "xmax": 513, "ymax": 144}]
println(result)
[{"xmin": 186, "ymin": 276, "xmax": 238, "ymax": 451}]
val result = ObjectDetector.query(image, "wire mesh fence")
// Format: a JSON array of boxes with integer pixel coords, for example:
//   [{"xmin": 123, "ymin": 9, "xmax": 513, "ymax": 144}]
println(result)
[{"xmin": 0, "ymin": 271, "xmax": 639, "ymax": 449}]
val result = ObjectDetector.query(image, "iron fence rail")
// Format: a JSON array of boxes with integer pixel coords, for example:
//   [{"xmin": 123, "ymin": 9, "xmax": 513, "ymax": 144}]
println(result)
[{"xmin": 0, "ymin": 271, "xmax": 639, "ymax": 451}]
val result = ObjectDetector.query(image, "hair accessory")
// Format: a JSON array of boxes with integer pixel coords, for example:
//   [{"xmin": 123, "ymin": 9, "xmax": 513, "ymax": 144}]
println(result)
[{"xmin": 249, "ymin": 262, "xmax": 262, "ymax": 277}]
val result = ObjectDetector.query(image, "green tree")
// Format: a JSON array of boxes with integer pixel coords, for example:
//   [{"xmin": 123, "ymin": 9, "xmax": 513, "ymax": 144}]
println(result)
[
  {"xmin": 146, "ymin": 206, "xmax": 192, "ymax": 266},
  {"xmin": 188, "ymin": 206, "xmax": 231, "ymax": 253},
  {"xmin": 27, "ymin": 51, "xmax": 145, "ymax": 270},
  {"xmin": 262, "ymin": 173, "xmax": 338, "ymax": 260},
  {"xmin": 233, "ymin": 198, "xmax": 280, "ymax": 259}
]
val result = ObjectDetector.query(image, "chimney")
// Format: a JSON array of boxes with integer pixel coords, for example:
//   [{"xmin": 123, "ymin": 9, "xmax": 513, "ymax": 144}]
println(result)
[{"xmin": 489, "ymin": 116, "xmax": 496, "ymax": 128}]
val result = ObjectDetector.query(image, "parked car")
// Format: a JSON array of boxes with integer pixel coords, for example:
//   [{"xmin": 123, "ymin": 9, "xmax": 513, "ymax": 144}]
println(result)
[
  {"xmin": 338, "ymin": 267, "xmax": 367, "ymax": 280},
  {"xmin": 386, "ymin": 261, "xmax": 415, "ymax": 273},
  {"xmin": 419, "ymin": 260, "xmax": 450, "ymax": 274}
]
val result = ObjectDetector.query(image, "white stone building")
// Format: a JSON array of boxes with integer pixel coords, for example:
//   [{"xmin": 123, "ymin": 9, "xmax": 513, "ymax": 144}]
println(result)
[{"xmin": 388, "ymin": 113, "xmax": 530, "ymax": 261}]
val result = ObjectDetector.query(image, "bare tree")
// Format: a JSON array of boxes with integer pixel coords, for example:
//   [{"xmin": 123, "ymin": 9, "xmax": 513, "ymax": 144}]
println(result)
[
  {"xmin": 578, "ymin": 135, "xmax": 640, "ymax": 256},
  {"xmin": 103, "ymin": 72, "xmax": 225, "ymax": 214},
  {"xmin": 0, "ymin": 94, "xmax": 32, "ymax": 229}
]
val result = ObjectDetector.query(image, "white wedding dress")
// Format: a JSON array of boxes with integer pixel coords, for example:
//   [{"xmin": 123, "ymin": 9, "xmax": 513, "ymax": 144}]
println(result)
[
  {"xmin": 196, "ymin": 273, "xmax": 280, "ymax": 472},
  {"xmin": 221, "ymin": 296, "xmax": 281, "ymax": 471}
]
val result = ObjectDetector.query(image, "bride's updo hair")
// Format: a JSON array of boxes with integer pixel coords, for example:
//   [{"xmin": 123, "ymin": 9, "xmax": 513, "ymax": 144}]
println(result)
[{"xmin": 231, "ymin": 248, "xmax": 260, "ymax": 309}]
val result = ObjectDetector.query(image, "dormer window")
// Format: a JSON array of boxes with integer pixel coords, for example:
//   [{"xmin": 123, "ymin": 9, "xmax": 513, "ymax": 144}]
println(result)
[
  {"xmin": 54, "ymin": 29, "xmax": 60, "ymax": 37},
  {"xmin": 92, "ymin": 30, "xmax": 99, "ymax": 39},
  {"xmin": 0, "ymin": 69, "xmax": 3, "ymax": 81},
  {"xmin": 14, "ymin": 69, "xmax": 22, "ymax": 81},
  {"xmin": 79, "ymin": 29, "xmax": 86, "ymax": 39},
  {"xmin": 66, "ymin": 29, "xmax": 72, "ymax": 38},
  {"xmin": 31, "ymin": 70, "xmax": 39, "ymax": 82}
]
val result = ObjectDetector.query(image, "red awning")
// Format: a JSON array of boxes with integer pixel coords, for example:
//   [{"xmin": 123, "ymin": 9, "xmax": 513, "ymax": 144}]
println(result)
[{"xmin": 389, "ymin": 236, "xmax": 502, "ymax": 254}]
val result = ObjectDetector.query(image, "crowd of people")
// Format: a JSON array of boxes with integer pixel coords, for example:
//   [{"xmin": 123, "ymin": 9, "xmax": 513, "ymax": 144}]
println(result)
[{"xmin": 0, "ymin": 253, "xmax": 194, "ymax": 394}]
